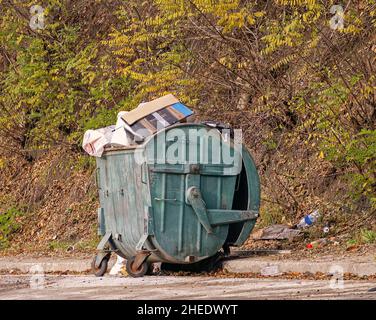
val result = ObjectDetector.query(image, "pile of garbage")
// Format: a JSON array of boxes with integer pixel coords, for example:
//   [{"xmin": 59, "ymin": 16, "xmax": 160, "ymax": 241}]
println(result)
[
  {"xmin": 252, "ymin": 210, "xmax": 322, "ymax": 241},
  {"xmin": 252, "ymin": 209, "xmax": 339, "ymax": 249},
  {"xmin": 82, "ymin": 94, "xmax": 194, "ymax": 157}
]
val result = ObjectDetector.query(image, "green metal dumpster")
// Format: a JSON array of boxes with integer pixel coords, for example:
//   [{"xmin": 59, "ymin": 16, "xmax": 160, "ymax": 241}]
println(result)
[{"xmin": 92, "ymin": 123, "xmax": 260, "ymax": 277}]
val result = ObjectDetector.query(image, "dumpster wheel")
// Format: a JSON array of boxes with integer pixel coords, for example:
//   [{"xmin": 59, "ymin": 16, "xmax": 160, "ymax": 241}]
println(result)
[
  {"xmin": 91, "ymin": 255, "xmax": 109, "ymax": 277},
  {"xmin": 126, "ymin": 256, "xmax": 149, "ymax": 278}
]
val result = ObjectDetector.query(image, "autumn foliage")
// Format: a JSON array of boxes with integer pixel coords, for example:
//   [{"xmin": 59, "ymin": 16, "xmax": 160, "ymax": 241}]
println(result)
[{"xmin": 0, "ymin": 0, "xmax": 375, "ymax": 248}]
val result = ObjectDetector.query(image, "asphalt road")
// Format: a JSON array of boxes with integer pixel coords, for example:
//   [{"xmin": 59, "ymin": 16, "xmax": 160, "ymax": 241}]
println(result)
[{"xmin": 1, "ymin": 274, "xmax": 376, "ymax": 300}]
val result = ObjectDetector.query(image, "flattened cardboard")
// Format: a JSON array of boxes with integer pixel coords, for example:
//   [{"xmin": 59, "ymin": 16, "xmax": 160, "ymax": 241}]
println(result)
[
  {"xmin": 128, "ymin": 103, "xmax": 194, "ymax": 138},
  {"xmin": 121, "ymin": 94, "xmax": 180, "ymax": 125}
]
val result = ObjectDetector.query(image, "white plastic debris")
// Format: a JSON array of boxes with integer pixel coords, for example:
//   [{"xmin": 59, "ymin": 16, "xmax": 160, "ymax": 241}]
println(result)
[
  {"xmin": 110, "ymin": 111, "xmax": 131, "ymax": 146},
  {"xmin": 296, "ymin": 210, "xmax": 321, "ymax": 229},
  {"xmin": 82, "ymin": 125, "xmax": 115, "ymax": 157},
  {"xmin": 82, "ymin": 112, "xmax": 135, "ymax": 157},
  {"xmin": 109, "ymin": 255, "xmax": 126, "ymax": 276},
  {"xmin": 112, "ymin": 111, "xmax": 144, "ymax": 142}
]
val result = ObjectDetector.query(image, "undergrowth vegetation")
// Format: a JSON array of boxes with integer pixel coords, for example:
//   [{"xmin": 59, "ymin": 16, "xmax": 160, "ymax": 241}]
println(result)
[
  {"xmin": 0, "ymin": 0, "xmax": 375, "ymax": 250},
  {"xmin": 0, "ymin": 207, "xmax": 24, "ymax": 249}
]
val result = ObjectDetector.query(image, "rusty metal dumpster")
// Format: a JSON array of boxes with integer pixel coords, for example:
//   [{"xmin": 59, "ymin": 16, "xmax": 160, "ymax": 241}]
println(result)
[{"xmin": 92, "ymin": 123, "xmax": 260, "ymax": 277}]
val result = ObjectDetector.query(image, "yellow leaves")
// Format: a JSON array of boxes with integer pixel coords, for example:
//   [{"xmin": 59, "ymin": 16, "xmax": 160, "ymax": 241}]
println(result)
[
  {"xmin": 113, "ymin": 47, "xmax": 134, "ymax": 57},
  {"xmin": 0, "ymin": 158, "xmax": 5, "ymax": 170},
  {"xmin": 319, "ymin": 151, "xmax": 325, "ymax": 159},
  {"xmin": 195, "ymin": 0, "xmax": 239, "ymax": 16},
  {"xmin": 218, "ymin": 8, "xmax": 255, "ymax": 33},
  {"xmin": 84, "ymin": 72, "xmax": 96, "ymax": 85},
  {"xmin": 267, "ymin": 15, "xmax": 332, "ymax": 58},
  {"xmin": 275, "ymin": 0, "xmax": 318, "ymax": 7},
  {"xmin": 237, "ymin": 61, "xmax": 248, "ymax": 69},
  {"xmin": 147, "ymin": 12, "xmax": 185, "ymax": 26},
  {"xmin": 360, "ymin": 83, "xmax": 375, "ymax": 96},
  {"xmin": 336, "ymin": 12, "xmax": 363, "ymax": 35},
  {"xmin": 302, "ymin": 9, "xmax": 321, "ymax": 23},
  {"xmin": 219, "ymin": 56, "xmax": 233, "ymax": 68},
  {"xmin": 246, "ymin": 15, "xmax": 256, "ymax": 26},
  {"xmin": 105, "ymin": 35, "xmax": 127, "ymax": 47},
  {"xmin": 261, "ymin": 34, "xmax": 289, "ymax": 55},
  {"xmin": 57, "ymin": 93, "xmax": 65, "ymax": 100},
  {"xmin": 133, "ymin": 58, "xmax": 146, "ymax": 66},
  {"xmin": 371, "ymin": 9, "xmax": 376, "ymax": 27},
  {"xmin": 270, "ymin": 54, "xmax": 297, "ymax": 72},
  {"xmin": 254, "ymin": 11, "xmax": 265, "ymax": 18},
  {"xmin": 339, "ymin": 24, "xmax": 362, "ymax": 35},
  {"xmin": 105, "ymin": 5, "xmax": 198, "ymax": 100},
  {"xmin": 224, "ymin": 10, "xmax": 265, "ymax": 33},
  {"xmin": 16, "ymin": 35, "xmax": 24, "ymax": 45},
  {"xmin": 285, "ymin": 37, "xmax": 293, "ymax": 47},
  {"xmin": 155, "ymin": 0, "xmax": 186, "ymax": 15},
  {"xmin": 146, "ymin": 15, "xmax": 164, "ymax": 26}
]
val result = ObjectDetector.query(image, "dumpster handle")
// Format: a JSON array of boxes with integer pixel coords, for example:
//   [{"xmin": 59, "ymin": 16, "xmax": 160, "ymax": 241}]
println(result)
[
  {"xmin": 141, "ymin": 162, "xmax": 147, "ymax": 184},
  {"xmin": 96, "ymin": 168, "xmax": 101, "ymax": 189},
  {"xmin": 154, "ymin": 197, "xmax": 177, "ymax": 202},
  {"xmin": 186, "ymin": 186, "xmax": 213, "ymax": 234}
]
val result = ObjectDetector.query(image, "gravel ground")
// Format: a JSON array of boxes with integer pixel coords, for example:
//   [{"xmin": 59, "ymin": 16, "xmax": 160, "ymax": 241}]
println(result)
[{"xmin": 1, "ymin": 274, "xmax": 376, "ymax": 300}]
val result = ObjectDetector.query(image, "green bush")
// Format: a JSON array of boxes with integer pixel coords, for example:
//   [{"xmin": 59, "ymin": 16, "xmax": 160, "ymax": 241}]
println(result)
[{"xmin": 0, "ymin": 207, "xmax": 24, "ymax": 249}]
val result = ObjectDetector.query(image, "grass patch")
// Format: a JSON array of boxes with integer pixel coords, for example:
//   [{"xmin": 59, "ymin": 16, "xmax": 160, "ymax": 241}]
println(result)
[
  {"xmin": 48, "ymin": 238, "xmax": 99, "ymax": 252},
  {"xmin": 74, "ymin": 155, "xmax": 96, "ymax": 171},
  {"xmin": 347, "ymin": 228, "xmax": 376, "ymax": 246},
  {"xmin": 0, "ymin": 207, "xmax": 24, "ymax": 250},
  {"xmin": 257, "ymin": 204, "xmax": 289, "ymax": 228}
]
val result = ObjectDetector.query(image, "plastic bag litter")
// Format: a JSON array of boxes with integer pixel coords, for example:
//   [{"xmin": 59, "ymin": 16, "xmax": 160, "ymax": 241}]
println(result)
[
  {"xmin": 82, "ymin": 125, "xmax": 115, "ymax": 157},
  {"xmin": 82, "ymin": 112, "xmax": 133, "ymax": 157},
  {"xmin": 109, "ymin": 255, "xmax": 126, "ymax": 276},
  {"xmin": 110, "ymin": 111, "xmax": 132, "ymax": 146}
]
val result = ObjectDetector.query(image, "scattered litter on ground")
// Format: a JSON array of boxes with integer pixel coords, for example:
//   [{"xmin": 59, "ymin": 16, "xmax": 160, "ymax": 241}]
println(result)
[
  {"xmin": 305, "ymin": 236, "xmax": 340, "ymax": 249},
  {"xmin": 109, "ymin": 255, "xmax": 126, "ymax": 276},
  {"xmin": 306, "ymin": 238, "xmax": 328, "ymax": 249},
  {"xmin": 296, "ymin": 209, "xmax": 320, "ymax": 229},
  {"xmin": 323, "ymin": 223, "xmax": 330, "ymax": 234},
  {"xmin": 66, "ymin": 245, "xmax": 75, "ymax": 253}
]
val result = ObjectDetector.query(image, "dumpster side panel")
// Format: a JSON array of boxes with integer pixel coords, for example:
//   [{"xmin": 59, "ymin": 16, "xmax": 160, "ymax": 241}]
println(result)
[
  {"xmin": 97, "ymin": 150, "xmax": 148, "ymax": 258},
  {"xmin": 96, "ymin": 156, "xmax": 117, "ymax": 242}
]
